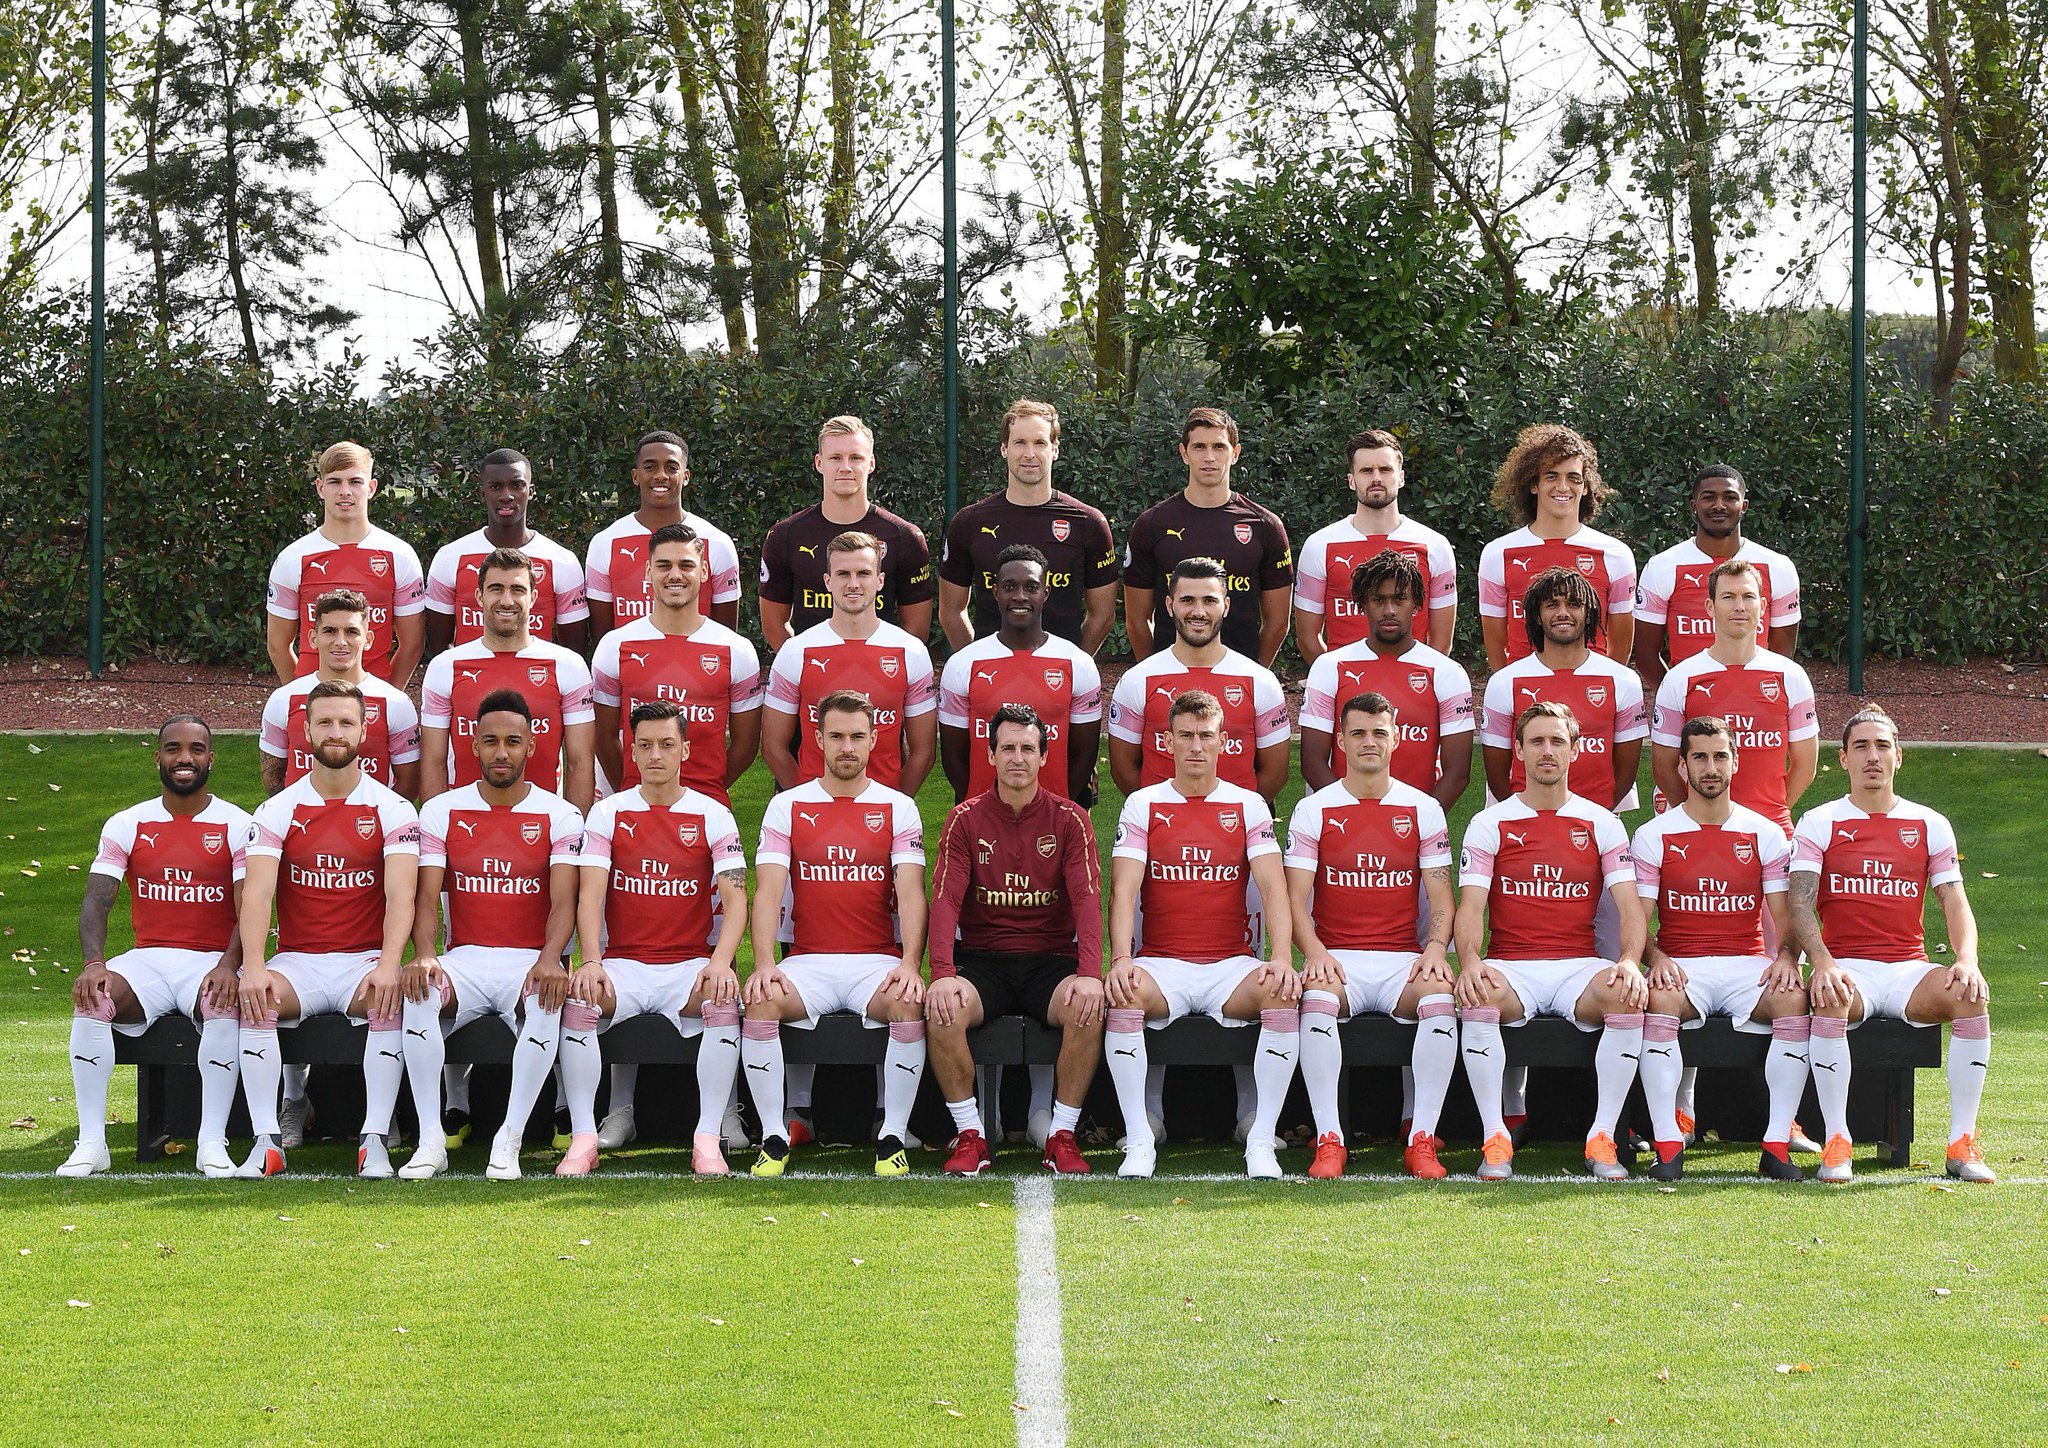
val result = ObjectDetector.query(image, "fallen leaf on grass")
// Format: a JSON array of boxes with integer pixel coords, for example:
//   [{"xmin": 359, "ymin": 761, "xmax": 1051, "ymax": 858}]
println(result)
[
  {"xmin": 1653, "ymin": 1368, "xmax": 1670, "ymax": 1383},
  {"xmin": 850, "ymin": 1257, "xmax": 865, "ymax": 1266},
  {"xmin": 1926, "ymin": 1182, "xmax": 1955, "ymax": 1194},
  {"xmin": 162, "ymin": 1141, "xmax": 186, "ymax": 1155},
  {"xmin": 17, "ymin": 1248, "xmax": 28, "ymax": 1256},
  {"xmin": 46, "ymin": 783, "xmax": 60, "ymax": 792},
  {"xmin": 760, "ymin": 1215, "xmax": 777, "ymax": 1224},
  {"xmin": 66, "ymin": 1299, "xmax": 90, "ymax": 1309},
  {"xmin": 1172, "ymin": 1196, "xmax": 1188, "ymax": 1205},
  {"xmin": 25, "ymin": 744, "xmax": 40, "ymax": 754},
  {"xmin": 9, "ymin": 1117, "xmax": 35, "ymax": 1130},
  {"xmin": 577, "ymin": 1238, "xmax": 591, "ymax": 1246},
  {"xmin": 557, "ymin": 1255, "xmax": 575, "ymax": 1261},
  {"xmin": 1012, "ymin": 1402, "xmax": 1029, "ymax": 1413},
  {"xmin": 705, "ymin": 1317, "xmax": 726, "ymax": 1327},
  {"xmin": 1931, "ymin": 1287, "xmax": 1952, "ymax": 1297},
  {"xmin": 276, "ymin": 1215, "xmax": 293, "ymax": 1222},
  {"xmin": 1122, "ymin": 1213, "xmax": 1143, "ymax": 1222},
  {"xmin": 1267, "ymin": 1395, "xmax": 1294, "ymax": 1406},
  {"xmin": 1774, "ymin": 1363, "xmax": 1812, "ymax": 1374},
  {"xmin": 156, "ymin": 1243, "xmax": 174, "ymax": 1257},
  {"xmin": 944, "ymin": 1409, "xmax": 964, "ymax": 1419},
  {"xmin": 392, "ymin": 1326, "xmax": 408, "ymax": 1335},
  {"xmin": 1981, "ymin": 872, "xmax": 1999, "ymax": 879},
  {"xmin": 60, "ymin": 1225, "xmax": 74, "ymax": 1233}
]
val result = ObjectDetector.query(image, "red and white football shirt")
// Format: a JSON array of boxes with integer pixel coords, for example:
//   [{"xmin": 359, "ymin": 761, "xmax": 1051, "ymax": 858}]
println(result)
[
  {"xmin": 1105, "ymin": 648, "xmax": 1289, "ymax": 793},
  {"xmin": 421, "ymin": 640, "xmax": 596, "ymax": 790},
  {"xmin": 1480, "ymin": 652, "xmax": 1648, "ymax": 808},
  {"xmin": 1635, "ymin": 538, "xmax": 1801, "ymax": 665},
  {"xmin": 1284, "ymin": 779, "xmax": 1449, "ymax": 952},
  {"xmin": 1632, "ymin": 802, "xmax": 1790, "ymax": 958},
  {"xmin": 763, "ymin": 619, "xmax": 937, "ymax": 790},
  {"xmin": 1651, "ymin": 649, "xmax": 1817, "ymax": 834},
  {"xmin": 1298, "ymin": 639, "xmax": 1473, "ymax": 791},
  {"xmin": 259, "ymin": 673, "xmax": 421, "ymax": 788},
  {"xmin": 1476, "ymin": 524, "xmax": 1637, "ymax": 662},
  {"xmin": 247, "ymin": 775, "xmax": 419, "ymax": 955},
  {"xmin": 1114, "ymin": 779, "xmax": 1279, "ymax": 964},
  {"xmin": 266, "ymin": 525, "xmax": 427, "ymax": 681},
  {"xmin": 1294, "ymin": 516, "xmax": 1458, "ymax": 650},
  {"xmin": 92, "ymin": 797, "xmax": 252, "ymax": 952},
  {"xmin": 757, "ymin": 780, "xmax": 925, "ymax": 955},
  {"xmin": 424, "ymin": 528, "xmax": 589, "ymax": 644},
  {"xmin": 591, "ymin": 617, "xmax": 763, "ymax": 801},
  {"xmin": 579, "ymin": 786, "xmax": 744, "ymax": 965},
  {"xmin": 418, "ymin": 783, "xmax": 584, "ymax": 952},
  {"xmin": 1790, "ymin": 797, "xmax": 1960, "ymax": 963},
  {"xmin": 1460, "ymin": 795, "xmax": 1633, "ymax": 960},
  {"xmin": 583, "ymin": 511, "xmax": 742, "ymax": 624},
  {"xmin": 937, "ymin": 633, "xmax": 1103, "ymax": 799}
]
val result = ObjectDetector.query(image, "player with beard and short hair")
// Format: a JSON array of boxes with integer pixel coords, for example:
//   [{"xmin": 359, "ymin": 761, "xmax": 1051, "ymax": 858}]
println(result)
[
  {"xmin": 1288, "ymin": 693, "xmax": 1456, "ymax": 1180},
  {"xmin": 744, "ymin": 692, "xmax": 929, "ymax": 1178},
  {"xmin": 759, "ymin": 415, "xmax": 936, "ymax": 645},
  {"xmin": 558, "ymin": 701, "xmax": 750, "ymax": 1177},
  {"xmin": 1298, "ymin": 548, "xmax": 1473, "ymax": 811},
  {"xmin": 584, "ymin": 430, "xmax": 743, "ymax": 635},
  {"xmin": 1632, "ymin": 464, "xmax": 1800, "ymax": 696},
  {"xmin": 60, "ymin": 717, "xmax": 254, "ymax": 1177},
  {"xmin": 1454, "ymin": 702, "xmax": 1646, "ymax": 1182},
  {"xmin": 1122, "ymin": 407, "xmax": 1293, "ymax": 666},
  {"xmin": 1105, "ymin": 691, "xmax": 1296, "ymax": 1180},
  {"xmin": 938, "ymin": 399, "xmax": 1119, "ymax": 653},
  {"xmin": 1789, "ymin": 706, "xmax": 1996, "ymax": 1184},
  {"xmin": 235, "ymin": 682, "xmax": 421, "ymax": 1179},
  {"xmin": 425, "ymin": 448, "xmax": 590, "ymax": 654},
  {"xmin": 1632, "ymin": 717, "xmax": 1807, "ymax": 1181},
  {"xmin": 266, "ymin": 441, "xmax": 427, "ymax": 685},
  {"xmin": 1293, "ymin": 429, "xmax": 1457, "ymax": 662},
  {"xmin": 260, "ymin": 589, "xmax": 421, "ymax": 799},
  {"xmin": 409, "ymin": 690, "xmax": 584, "ymax": 1180},
  {"xmin": 1477, "ymin": 425, "xmax": 1636, "ymax": 671},
  {"xmin": 420, "ymin": 549, "xmax": 596, "ymax": 811}
]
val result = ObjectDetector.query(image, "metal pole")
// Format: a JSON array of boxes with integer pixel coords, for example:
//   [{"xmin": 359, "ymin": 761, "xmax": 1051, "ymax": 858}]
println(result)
[
  {"xmin": 940, "ymin": 0, "xmax": 960, "ymax": 530},
  {"xmin": 88, "ymin": 0, "xmax": 108, "ymax": 678},
  {"xmin": 1847, "ymin": 0, "xmax": 1867, "ymax": 695}
]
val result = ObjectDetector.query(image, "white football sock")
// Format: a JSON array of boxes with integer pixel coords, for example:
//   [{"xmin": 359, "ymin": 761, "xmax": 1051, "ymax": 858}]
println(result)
[
  {"xmin": 400, "ymin": 995, "xmax": 445, "ymax": 1135},
  {"xmin": 281, "ymin": 1063, "xmax": 310, "ymax": 1104},
  {"xmin": 1107, "ymin": 1010, "xmax": 1151, "ymax": 1141},
  {"xmin": 741, "ymin": 1019, "xmax": 787, "ymax": 1139},
  {"xmin": 1948, "ymin": 1016, "xmax": 1990, "ymax": 1141},
  {"xmin": 608, "ymin": 1062, "xmax": 638, "ymax": 1115},
  {"xmin": 1763, "ymin": 1016, "xmax": 1809, "ymax": 1145},
  {"xmin": 503, "ymin": 999, "xmax": 561, "ymax": 1142},
  {"xmin": 880, "ymin": 1022, "xmax": 926, "ymax": 1140},
  {"xmin": 196, "ymin": 1011, "xmax": 240, "ymax": 1144},
  {"xmin": 1028, "ymin": 1063, "xmax": 1055, "ymax": 1116},
  {"xmin": 1501, "ymin": 1064, "xmax": 1528, "ymax": 1120},
  {"xmin": 694, "ymin": 1004, "xmax": 742, "ymax": 1136},
  {"xmin": 1461, "ymin": 1008, "xmax": 1507, "ymax": 1139},
  {"xmin": 1590, "ymin": 1013, "xmax": 1644, "ymax": 1140},
  {"xmin": 443, "ymin": 1063, "xmax": 471, "ymax": 1113},
  {"xmin": 1050, "ymin": 1101, "xmax": 1081, "ymax": 1135},
  {"xmin": 1251, "ymin": 1010, "xmax": 1298, "ymax": 1143},
  {"xmin": 239, "ymin": 1014, "xmax": 282, "ymax": 1136},
  {"xmin": 1676, "ymin": 1065, "xmax": 1698, "ymax": 1120},
  {"xmin": 947, "ymin": 1097, "xmax": 984, "ymax": 1134},
  {"xmin": 786, "ymin": 1062, "xmax": 814, "ymax": 1111},
  {"xmin": 1409, "ymin": 994, "xmax": 1457, "ymax": 1139},
  {"xmin": 1144, "ymin": 1063, "xmax": 1165, "ymax": 1126},
  {"xmin": 1298, "ymin": 991, "xmax": 1344, "ymax": 1137},
  {"xmin": 1639, "ymin": 1013, "xmax": 1683, "ymax": 1145},
  {"xmin": 1233, "ymin": 1062, "xmax": 1257, "ymax": 1121},
  {"xmin": 361, "ymin": 1011, "xmax": 405, "ymax": 1137},
  {"xmin": 68, "ymin": 1015, "xmax": 116, "ymax": 1148},
  {"xmin": 1808, "ymin": 1014, "xmax": 1853, "ymax": 1140},
  {"xmin": 558, "ymin": 1002, "xmax": 604, "ymax": 1136}
]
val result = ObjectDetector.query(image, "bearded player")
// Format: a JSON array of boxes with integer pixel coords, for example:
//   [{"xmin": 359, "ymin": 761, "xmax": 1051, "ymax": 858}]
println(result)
[
  {"xmin": 61, "ymin": 717, "xmax": 253, "ymax": 1177},
  {"xmin": 260, "ymin": 589, "xmax": 421, "ymax": 799},
  {"xmin": 1293, "ymin": 429, "xmax": 1457, "ymax": 661}
]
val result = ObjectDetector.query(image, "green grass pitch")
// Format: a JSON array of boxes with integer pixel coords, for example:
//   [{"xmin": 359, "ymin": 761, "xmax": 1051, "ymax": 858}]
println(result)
[{"xmin": 1, "ymin": 733, "xmax": 2045, "ymax": 1443}]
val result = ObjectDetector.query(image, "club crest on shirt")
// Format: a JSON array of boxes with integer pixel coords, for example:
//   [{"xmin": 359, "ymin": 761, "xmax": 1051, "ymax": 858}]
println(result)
[
  {"xmin": 1037, "ymin": 834, "xmax": 1057, "ymax": 859},
  {"xmin": 678, "ymin": 819, "xmax": 700, "ymax": 847},
  {"xmin": 1220, "ymin": 810, "xmax": 1240, "ymax": 833},
  {"xmin": 1585, "ymin": 684, "xmax": 1608, "ymax": 708},
  {"xmin": 1409, "ymin": 671, "xmax": 1429, "ymax": 694},
  {"xmin": 1760, "ymin": 676, "xmax": 1781, "ymax": 702},
  {"xmin": 1234, "ymin": 522, "xmax": 1253, "ymax": 546},
  {"xmin": 1043, "ymin": 669, "xmax": 1066, "ymax": 692},
  {"xmin": 356, "ymin": 815, "xmax": 378, "ymax": 840},
  {"xmin": 528, "ymin": 664, "xmax": 550, "ymax": 687},
  {"xmin": 1733, "ymin": 837, "xmax": 1754, "ymax": 864},
  {"xmin": 522, "ymin": 819, "xmax": 545, "ymax": 846},
  {"xmin": 1569, "ymin": 825, "xmax": 1591, "ymax": 851},
  {"xmin": 200, "ymin": 828, "xmax": 225, "ymax": 856},
  {"xmin": 880, "ymin": 654, "xmax": 900, "ymax": 679},
  {"xmin": 1392, "ymin": 815, "xmax": 1413, "ymax": 839},
  {"xmin": 1223, "ymin": 683, "xmax": 1246, "ymax": 708},
  {"xmin": 364, "ymin": 701, "xmax": 382, "ymax": 724},
  {"xmin": 369, "ymin": 554, "xmax": 390, "ymax": 577},
  {"xmin": 865, "ymin": 810, "xmax": 887, "ymax": 833},
  {"xmin": 1899, "ymin": 825, "xmax": 1921, "ymax": 849},
  {"xmin": 1051, "ymin": 518, "xmax": 1071, "ymax": 543},
  {"xmin": 700, "ymin": 653, "xmax": 721, "ymax": 676},
  {"xmin": 1574, "ymin": 554, "xmax": 1596, "ymax": 576}
]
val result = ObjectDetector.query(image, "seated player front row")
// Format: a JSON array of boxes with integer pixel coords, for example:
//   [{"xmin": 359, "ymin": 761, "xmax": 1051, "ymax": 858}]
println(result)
[{"xmin": 61, "ymin": 685, "xmax": 1996, "ymax": 1183}]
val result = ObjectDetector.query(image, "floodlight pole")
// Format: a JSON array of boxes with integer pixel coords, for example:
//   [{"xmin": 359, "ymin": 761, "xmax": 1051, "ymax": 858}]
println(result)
[
  {"xmin": 940, "ymin": 0, "xmax": 960, "ymax": 531},
  {"xmin": 88, "ymin": 0, "xmax": 108, "ymax": 678},
  {"xmin": 1847, "ymin": 0, "xmax": 1868, "ymax": 695}
]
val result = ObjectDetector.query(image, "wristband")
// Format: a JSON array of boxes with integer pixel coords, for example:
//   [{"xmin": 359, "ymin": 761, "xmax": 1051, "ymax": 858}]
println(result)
[{"xmin": 81, "ymin": 959, "xmax": 106, "ymax": 972}]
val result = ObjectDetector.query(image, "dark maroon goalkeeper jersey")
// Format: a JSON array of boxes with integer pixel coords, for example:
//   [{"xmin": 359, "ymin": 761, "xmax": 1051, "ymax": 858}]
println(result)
[{"xmin": 928, "ymin": 787, "xmax": 1103, "ymax": 978}]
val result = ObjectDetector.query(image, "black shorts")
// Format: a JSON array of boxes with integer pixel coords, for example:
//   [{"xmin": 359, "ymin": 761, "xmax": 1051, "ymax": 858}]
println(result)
[{"xmin": 954, "ymin": 949, "xmax": 1079, "ymax": 1026}]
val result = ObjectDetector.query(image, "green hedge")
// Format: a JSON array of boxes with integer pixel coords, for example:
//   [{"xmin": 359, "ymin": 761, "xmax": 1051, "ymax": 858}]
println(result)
[{"xmin": 4, "ymin": 303, "xmax": 2043, "ymax": 667}]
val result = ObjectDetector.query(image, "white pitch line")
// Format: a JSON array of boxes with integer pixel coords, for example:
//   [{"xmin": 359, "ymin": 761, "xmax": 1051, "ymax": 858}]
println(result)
[
  {"xmin": 1012, "ymin": 1177, "xmax": 1068, "ymax": 1448},
  {"xmin": 6, "ymin": 1168, "xmax": 2044, "ymax": 1186}
]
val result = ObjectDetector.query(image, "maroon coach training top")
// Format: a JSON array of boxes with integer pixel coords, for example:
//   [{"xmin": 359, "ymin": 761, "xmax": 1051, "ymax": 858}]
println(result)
[{"xmin": 928, "ymin": 787, "xmax": 1104, "ymax": 978}]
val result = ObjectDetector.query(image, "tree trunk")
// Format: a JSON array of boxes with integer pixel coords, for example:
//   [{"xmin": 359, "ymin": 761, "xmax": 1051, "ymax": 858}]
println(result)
[
  {"xmin": 590, "ymin": 29, "xmax": 626, "ymax": 314},
  {"xmin": 1967, "ymin": 0, "xmax": 2038, "ymax": 379},
  {"xmin": 1666, "ymin": 0, "xmax": 1719, "ymax": 319},
  {"xmin": 730, "ymin": 0, "xmax": 798, "ymax": 363},
  {"xmin": 1094, "ymin": 0, "xmax": 1128, "ymax": 394},
  {"xmin": 1928, "ymin": 0, "xmax": 1972, "ymax": 428},
  {"xmin": 215, "ymin": 22, "xmax": 262, "ymax": 370},
  {"xmin": 817, "ymin": 0, "xmax": 858, "ymax": 326},
  {"xmin": 655, "ymin": 0, "xmax": 749, "ymax": 352},
  {"xmin": 454, "ymin": 0, "xmax": 511, "ymax": 362},
  {"xmin": 1408, "ymin": 0, "xmax": 1437, "ymax": 207}
]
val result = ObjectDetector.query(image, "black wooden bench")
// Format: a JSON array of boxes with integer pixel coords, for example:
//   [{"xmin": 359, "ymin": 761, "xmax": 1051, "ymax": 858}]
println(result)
[{"xmin": 116, "ymin": 1011, "xmax": 1940, "ymax": 1166}]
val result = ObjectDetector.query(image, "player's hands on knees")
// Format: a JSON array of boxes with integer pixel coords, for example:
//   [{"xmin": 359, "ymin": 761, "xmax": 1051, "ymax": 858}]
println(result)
[
  {"xmin": 696, "ymin": 961, "xmax": 740, "ymax": 1007},
  {"xmin": 1105, "ymin": 958, "xmax": 1143, "ymax": 1010},
  {"xmin": 237, "ymin": 965, "xmax": 279, "ymax": 1025},
  {"xmin": 1411, "ymin": 943, "xmax": 1454, "ymax": 987},
  {"xmin": 72, "ymin": 964, "xmax": 112, "ymax": 1015},
  {"xmin": 1807, "ymin": 962, "xmax": 1853, "ymax": 1012},
  {"xmin": 881, "ymin": 961, "xmax": 925, "ymax": 1008},
  {"xmin": 1454, "ymin": 961, "xmax": 1502, "ymax": 1011},
  {"xmin": 1945, "ymin": 958, "xmax": 1988, "ymax": 1006},
  {"xmin": 742, "ymin": 964, "xmax": 788, "ymax": 1008},
  {"xmin": 366, "ymin": 960, "xmax": 405, "ymax": 1019},
  {"xmin": 399, "ymin": 954, "xmax": 438, "ymax": 1005},
  {"xmin": 1757, "ymin": 953, "xmax": 1802, "ymax": 995},
  {"xmin": 523, "ymin": 959, "xmax": 572, "ymax": 1014},
  {"xmin": 569, "ymin": 961, "xmax": 611, "ymax": 1009},
  {"xmin": 926, "ymin": 976, "xmax": 969, "ymax": 1028},
  {"xmin": 1646, "ymin": 958, "xmax": 1686, "ymax": 993},
  {"xmin": 1060, "ymin": 974, "xmax": 1105, "ymax": 1029},
  {"xmin": 1301, "ymin": 949, "xmax": 1347, "ymax": 989},
  {"xmin": 1607, "ymin": 960, "xmax": 1648, "ymax": 1010},
  {"xmin": 1257, "ymin": 959, "xmax": 1302, "ymax": 1003},
  {"xmin": 200, "ymin": 962, "xmax": 239, "ymax": 1017}
]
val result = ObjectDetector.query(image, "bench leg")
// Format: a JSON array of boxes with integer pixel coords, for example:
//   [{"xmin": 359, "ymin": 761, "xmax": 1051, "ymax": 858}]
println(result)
[
  {"xmin": 1880, "ymin": 1067, "xmax": 1913, "ymax": 1169},
  {"xmin": 135, "ymin": 1063, "xmax": 169, "ymax": 1164}
]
